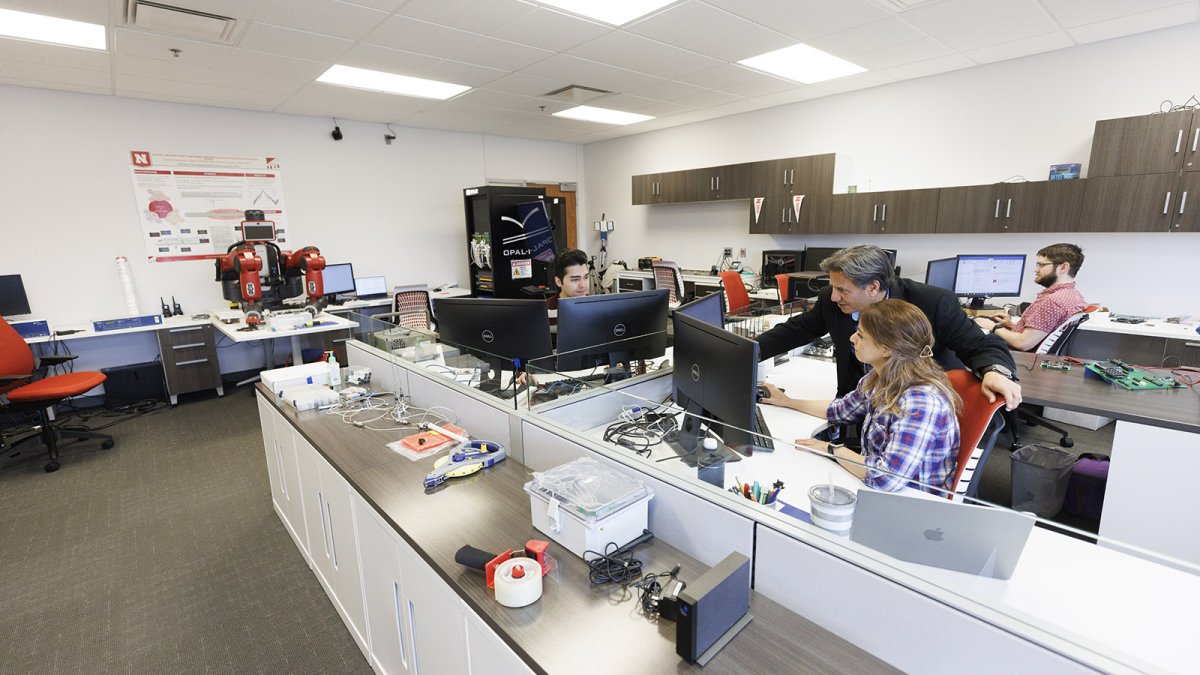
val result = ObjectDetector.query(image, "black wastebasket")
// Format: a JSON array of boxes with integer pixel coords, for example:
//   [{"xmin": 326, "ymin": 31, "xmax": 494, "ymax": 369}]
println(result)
[{"xmin": 1010, "ymin": 444, "xmax": 1075, "ymax": 518}]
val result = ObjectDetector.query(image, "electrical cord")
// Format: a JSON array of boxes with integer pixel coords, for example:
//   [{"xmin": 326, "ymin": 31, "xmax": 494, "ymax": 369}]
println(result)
[
  {"xmin": 631, "ymin": 565, "xmax": 684, "ymax": 619},
  {"xmin": 584, "ymin": 529, "xmax": 655, "ymax": 585}
]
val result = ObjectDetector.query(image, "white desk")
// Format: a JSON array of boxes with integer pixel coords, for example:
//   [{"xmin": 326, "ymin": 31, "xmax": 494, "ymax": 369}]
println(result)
[
  {"xmin": 212, "ymin": 312, "xmax": 358, "ymax": 367},
  {"xmin": 23, "ymin": 314, "xmax": 210, "ymax": 345},
  {"xmin": 1078, "ymin": 311, "xmax": 1199, "ymax": 339}
]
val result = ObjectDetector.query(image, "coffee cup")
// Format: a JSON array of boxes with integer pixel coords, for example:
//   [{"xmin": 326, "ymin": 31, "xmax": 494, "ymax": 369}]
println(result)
[{"xmin": 808, "ymin": 485, "xmax": 857, "ymax": 536}]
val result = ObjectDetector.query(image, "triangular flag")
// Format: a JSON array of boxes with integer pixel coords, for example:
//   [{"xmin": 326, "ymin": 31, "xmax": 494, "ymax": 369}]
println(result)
[{"xmin": 753, "ymin": 197, "xmax": 764, "ymax": 223}]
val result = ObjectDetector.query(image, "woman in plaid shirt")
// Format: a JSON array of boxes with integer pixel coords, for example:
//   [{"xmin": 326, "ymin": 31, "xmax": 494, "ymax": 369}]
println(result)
[{"xmin": 763, "ymin": 299, "xmax": 961, "ymax": 494}]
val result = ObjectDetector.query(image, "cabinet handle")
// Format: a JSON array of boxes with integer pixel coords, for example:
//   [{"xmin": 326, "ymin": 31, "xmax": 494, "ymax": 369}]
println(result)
[
  {"xmin": 1194, "ymin": 128, "xmax": 1200, "ymax": 153},
  {"xmin": 789, "ymin": 168, "xmax": 794, "ymax": 184},
  {"xmin": 1176, "ymin": 129, "xmax": 1184, "ymax": 153},
  {"xmin": 394, "ymin": 581, "xmax": 408, "ymax": 668},
  {"xmin": 408, "ymin": 600, "xmax": 421, "ymax": 674},
  {"xmin": 317, "ymin": 493, "xmax": 330, "ymax": 558},
  {"xmin": 1181, "ymin": 191, "xmax": 1189, "ymax": 215},
  {"xmin": 175, "ymin": 358, "xmax": 210, "ymax": 366},
  {"xmin": 326, "ymin": 501, "xmax": 338, "ymax": 568},
  {"xmin": 872, "ymin": 204, "xmax": 878, "ymax": 222},
  {"xmin": 881, "ymin": 203, "xmax": 887, "ymax": 222},
  {"xmin": 168, "ymin": 326, "xmax": 203, "ymax": 334},
  {"xmin": 275, "ymin": 442, "xmax": 287, "ymax": 498},
  {"xmin": 1006, "ymin": 198, "xmax": 1012, "ymax": 218},
  {"xmin": 171, "ymin": 342, "xmax": 206, "ymax": 350},
  {"xmin": 782, "ymin": 208, "xmax": 787, "ymax": 222},
  {"xmin": 994, "ymin": 199, "xmax": 1001, "ymax": 218},
  {"xmin": 1184, "ymin": 342, "xmax": 1200, "ymax": 348},
  {"xmin": 1164, "ymin": 191, "xmax": 1172, "ymax": 215}
]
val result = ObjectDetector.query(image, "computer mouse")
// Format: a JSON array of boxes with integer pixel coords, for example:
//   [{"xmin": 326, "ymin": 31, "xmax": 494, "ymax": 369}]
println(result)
[{"xmin": 756, "ymin": 385, "xmax": 770, "ymax": 400}]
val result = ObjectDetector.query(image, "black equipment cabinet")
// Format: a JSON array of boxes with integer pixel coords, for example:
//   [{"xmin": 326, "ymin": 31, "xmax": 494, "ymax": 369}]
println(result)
[{"xmin": 462, "ymin": 186, "xmax": 557, "ymax": 298}]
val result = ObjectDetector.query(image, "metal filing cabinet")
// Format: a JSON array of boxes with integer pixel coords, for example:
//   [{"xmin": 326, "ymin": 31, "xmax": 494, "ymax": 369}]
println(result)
[{"xmin": 157, "ymin": 324, "xmax": 224, "ymax": 405}]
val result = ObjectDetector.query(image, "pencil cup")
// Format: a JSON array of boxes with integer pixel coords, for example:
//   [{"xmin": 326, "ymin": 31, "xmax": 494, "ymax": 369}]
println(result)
[{"xmin": 808, "ymin": 485, "xmax": 856, "ymax": 536}]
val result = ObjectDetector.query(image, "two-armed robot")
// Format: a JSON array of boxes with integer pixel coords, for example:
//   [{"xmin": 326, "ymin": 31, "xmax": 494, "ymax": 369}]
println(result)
[{"xmin": 214, "ymin": 214, "xmax": 328, "ymax": 326}]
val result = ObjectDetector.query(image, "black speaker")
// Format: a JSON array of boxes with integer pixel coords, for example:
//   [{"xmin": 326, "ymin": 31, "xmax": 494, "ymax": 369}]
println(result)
[
  {"xmin": 676, "ymin": 552, "xmax": 752, "ymax": 664},
  {"xmin": 760, "ymin": 250, "xmax": 803, "ymax": 287},
  {"xmin": 100, "ymin": 362, "xmax": 166, "ymax": 409}
]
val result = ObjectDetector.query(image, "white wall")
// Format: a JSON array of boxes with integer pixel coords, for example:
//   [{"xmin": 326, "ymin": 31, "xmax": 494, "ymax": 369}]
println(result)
[
  {"xmin": 579, "ymin": 22, "xmax": 1200, "ymax": 318},
  {"xmin": 1, "ymin": 85, "xmax": 579, "ymax": 371}
]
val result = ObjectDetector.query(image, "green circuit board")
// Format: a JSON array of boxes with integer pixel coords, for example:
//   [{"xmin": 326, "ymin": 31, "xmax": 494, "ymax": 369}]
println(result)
[{"xmin": 1084, "ymin": 360, "xmax": 1183, "ymax": 390}]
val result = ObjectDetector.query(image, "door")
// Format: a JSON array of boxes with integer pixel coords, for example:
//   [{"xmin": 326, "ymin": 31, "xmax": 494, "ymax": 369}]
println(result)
[
  {"xmin": 1171, "ymin": 171, "xmax": 1200, "ymax": 232},
  {"xmin": 1089, "ymin": 110, "xmax": 1194, "ymax": 177},
  {"xmin": 398, "ymin": 537, "xmax": 470, "ymax": 675},
  {"xmin": 318, "ymin": 459, "xmax": 368, "ymax": 653},
  {"xmin": 355, "ymin": 494, "xmax": 412, "ymax": 675},
  {"xmin": 935, "ymin": 184, "xmax": 1004, "ymax": 233},
  {"xmin": 1078, "ymin": 173, "xmax": 1179, "ymax": 232},
  {"xmin": 834, "ymin": 189, "xmax": 938, "ymax": 234},
  {"xmin": 528, "ymin": 183, "xmax": 576, "ymax": 250},
  {"xmin": 1001, "ymin": 180, "xmax": 1085, "ymax": 232},
  {"xmin": 631, "ymin": 174, "xmax": 658, "ymax": 205}
]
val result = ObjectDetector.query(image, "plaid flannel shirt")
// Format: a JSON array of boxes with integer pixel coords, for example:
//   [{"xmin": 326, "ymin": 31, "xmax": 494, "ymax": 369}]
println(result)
[{"xmin": 826, "ymin": 380, "xmax": 960, "ymax": 494}]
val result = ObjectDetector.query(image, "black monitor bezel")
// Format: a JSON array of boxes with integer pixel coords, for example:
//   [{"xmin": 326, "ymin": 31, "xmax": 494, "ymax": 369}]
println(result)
[{"xmin": 555, "ymin": 289, "xmax": 669, "ymax": 371}]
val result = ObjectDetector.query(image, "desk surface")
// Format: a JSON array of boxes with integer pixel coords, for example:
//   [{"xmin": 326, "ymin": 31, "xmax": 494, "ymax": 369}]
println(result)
[
  {"xmin": 211, "ymin": 312, "xmax": 357, "ymax": 343},
  {"xmin": 263, "ymin": 386, "xmax": 896, "ymax": 675},
  {"xmin": 1078, "ymin": 312, "xmax": 1200, "ymax": 340}
]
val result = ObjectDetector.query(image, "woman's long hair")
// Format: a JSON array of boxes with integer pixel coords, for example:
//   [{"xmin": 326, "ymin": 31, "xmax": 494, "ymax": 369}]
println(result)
[{"xmin": 858, "ymin": 299, "xmax": 962, "ymax": 416}]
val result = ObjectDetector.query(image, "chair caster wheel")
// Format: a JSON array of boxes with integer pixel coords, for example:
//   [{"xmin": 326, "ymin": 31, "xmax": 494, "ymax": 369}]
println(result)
[
  {"xmin": 1060, "ymin": 438, "xmax": 1074, "ymax": 448},
  {"xmin": 45, "ymin": 461, "xmax": 60, "ymax": 473},
  {"xmin": 101, "ymin": 440, "xmax": 115, "ymax": 449}
]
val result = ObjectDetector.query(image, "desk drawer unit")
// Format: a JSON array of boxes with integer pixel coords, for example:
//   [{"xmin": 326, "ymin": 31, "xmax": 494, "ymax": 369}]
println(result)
[{"xmin": 157, "ymin": 324, "xmax": 223, "ymax": 404}]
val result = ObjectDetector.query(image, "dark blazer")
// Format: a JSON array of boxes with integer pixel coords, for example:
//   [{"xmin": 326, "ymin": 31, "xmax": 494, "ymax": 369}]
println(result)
[{"xmin": 756, "ymin": 278, "xmax": 1016, "ymax": 397}]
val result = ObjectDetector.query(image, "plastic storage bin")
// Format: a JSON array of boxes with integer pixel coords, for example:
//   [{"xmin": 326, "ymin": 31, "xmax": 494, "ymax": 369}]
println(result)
[
  {"xmin": 524, "ymin": 457, "xmax": 653, "ymax": 559},
  {"xmin": 1011, "ymin": 444, "xmax": 1075, "ymax": 518}
]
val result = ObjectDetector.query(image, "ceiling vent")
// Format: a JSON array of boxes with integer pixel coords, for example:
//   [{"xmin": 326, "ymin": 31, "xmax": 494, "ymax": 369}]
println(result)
[
  {"xmin": 541, "ymin": 84, "xmax": 612, "ymax": 104},
  {"xmin": 125, "ymin": 0, "xmax": 238, "ymax": 43}
]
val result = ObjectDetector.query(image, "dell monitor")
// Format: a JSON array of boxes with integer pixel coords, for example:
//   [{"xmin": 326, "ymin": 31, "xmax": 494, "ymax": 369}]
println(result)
[
  {"xmin": 675, "ymin": 291, "xmax": 723, "ymax": 328},
  {"xmin": 0, "ymin": 274, "xmax": 32, "ymax": 317},
  {"xmin": 555, "ymin": 289, "xmax": 669, "ymax": 372},
  {"xmin": 925, "ymin": 257, "xmax": 958, "ymax": 292},
  {"xmin": 954, "ymin": 254, "xmax": 1026, "ymax": 309},
  {"xmin": 322, "ymin": 263, "xmax": 356, "ymax": 298},
  {"xmin": 354, "ymin": 275, "xmax": 388, "ymax": 299},
  {"xmin": 672, "ymin": 312, "xmax": 770, "ymax": 464},
  {"xmin": 801, "ymin": 247, "xmax": 840, "ymax": 272},
  {"xmin": 432, "ymin": 297, "xmax": 552, "ymax": 393},
  {"xmin": 760, "ymin": 250, "xmax": 803, "ymax": 287}
]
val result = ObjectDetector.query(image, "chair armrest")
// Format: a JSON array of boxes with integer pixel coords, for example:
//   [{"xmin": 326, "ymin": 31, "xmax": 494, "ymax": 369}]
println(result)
[
  {"xmin": 0, "ymin": 373, "xmax": 33, "ymax": 384},
  {"xmin": 37, "ymin": 355, "xmax": 78, "ymax": 366}
]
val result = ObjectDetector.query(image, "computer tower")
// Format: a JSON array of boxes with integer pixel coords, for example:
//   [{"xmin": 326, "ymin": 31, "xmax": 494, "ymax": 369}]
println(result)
[
  {"xmin": 760, "ymin": 250, "xmax": 804, "ymax": 287},
  {"xmin": 100, "ymin": 362, "xmax": 166, "ymax": 409},
  {"xmin": 462, "ymin": 186, "xmax": 555, "ymax": 299}
]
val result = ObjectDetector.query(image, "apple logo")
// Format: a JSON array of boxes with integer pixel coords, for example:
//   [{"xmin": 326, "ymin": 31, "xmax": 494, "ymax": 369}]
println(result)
[{"xmin": 924, "ymin": 528, "xmax": 944, "ymax": 542}]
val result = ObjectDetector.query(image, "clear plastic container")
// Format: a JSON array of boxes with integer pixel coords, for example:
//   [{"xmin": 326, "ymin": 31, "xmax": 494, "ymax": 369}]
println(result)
[{"xmin": 524, "ymin": 457, "xmax": 654, "ymax": 558}]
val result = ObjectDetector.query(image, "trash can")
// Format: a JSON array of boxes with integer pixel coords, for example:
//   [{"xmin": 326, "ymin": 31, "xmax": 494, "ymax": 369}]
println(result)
[{"xmin": 1010, "ymin": 444, "xmax": 1075, "ymax": 518}]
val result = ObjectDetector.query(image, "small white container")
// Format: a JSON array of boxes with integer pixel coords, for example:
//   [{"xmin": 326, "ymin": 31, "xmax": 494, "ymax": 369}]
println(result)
[
  {"xmin": 524, "ymin": 458, "xmax": 653, "ymax": 559},
  {"xmin": 808, "ymin": 485, "xmax": 857, "ymax": 537}
]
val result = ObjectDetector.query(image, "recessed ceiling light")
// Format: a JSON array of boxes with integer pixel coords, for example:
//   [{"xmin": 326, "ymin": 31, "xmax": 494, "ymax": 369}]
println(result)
[
  {"xmin": 317, "ymin": 65, "xmax": 470, "ymax": 100},
  {"xmin": 739, "ymin": 44, "xmax": 866, "ymax": 84},
  {"xmin": 536, "ymin": 0, "xmax": 677, "ymax": 26},
  {"xmin": 0, "ymin": 8, "xmax": 106, "ymax": 50},
  {"xmin": 552, "ymin": 105, "xmax": 654, "ymax": 126}
]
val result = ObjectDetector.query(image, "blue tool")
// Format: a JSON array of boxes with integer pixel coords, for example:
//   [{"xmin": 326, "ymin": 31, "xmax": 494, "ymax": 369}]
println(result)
[{"xmin": 423, "ymin": 440, "xmax": 507, "ymax": 489}]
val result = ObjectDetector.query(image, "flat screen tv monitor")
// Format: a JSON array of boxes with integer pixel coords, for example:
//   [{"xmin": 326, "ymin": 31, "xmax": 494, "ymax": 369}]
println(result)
[
  {"xmin": 354, "ymin": 275, "xmax": 388, "ymax": 298},
  {"xmin": 675, "ymin": 291, "xmax": 723, "ymax": 328},
  {"xmin": 801, "ymin": 247, "xmax": 840, "ymax": 272},
  {"xmin": 432, "ymin": 298, "xmax": 552, "ymax": 383},
  {"xmin": 954, "ymin": 254, "xmax": 1026, "ymax": 309},
  {"xmin": 556, "ymin": 289, "xmax": 669, "ymax": 371},
  {"xmin": 0, "ymin": 274, "xmax": 32, "ymax": 317},
  {"xmin": 925, "ymin": 257, "xmax": 958, "ymax": 292},
  {"xmin": 322, "ymin": 263, "xmax": 356, "ymax": 296},
  {"xmin": 760, "ymin": 250, "xmax": 803, "ymax": 287},
  {"xmin": 672, "ymin": 312, "xmax": 769, "ymax": 463}
]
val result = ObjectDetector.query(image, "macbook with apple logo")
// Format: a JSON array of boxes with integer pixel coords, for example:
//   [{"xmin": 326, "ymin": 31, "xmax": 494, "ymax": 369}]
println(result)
[{"xmin": 850, "ymin": 490, "xmax": 1035, "ymax": 579}]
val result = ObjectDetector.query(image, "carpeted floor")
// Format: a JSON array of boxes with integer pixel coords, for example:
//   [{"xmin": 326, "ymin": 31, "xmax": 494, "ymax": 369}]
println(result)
[{"xmin": 0, "ymin": 390, "xmax": 370, "ymax": 674}]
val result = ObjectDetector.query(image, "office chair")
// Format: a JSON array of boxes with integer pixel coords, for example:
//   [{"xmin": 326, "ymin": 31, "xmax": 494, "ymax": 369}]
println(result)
[
  {"xmin": 651, "ymin": 261, "xmax": 689, "ymax": 306},
  {"xmin": 718, "ymin": 271, "xmax": 751, "ymax": 316},
  {"xmin": 947, "ymin": 370, "xmax": 1007, "ymax": 500},
  {"xmin": 391, "ymin": 284, "xmax": 435, "ymax": 329},
  {"xmin": 1, "ymin": 317, "xmax": 113, "ymax": 472},
  {"xmin": 1004, "ymin": 311, "xmax": 1092, "ymax": 450},
  {"xmin": 775, "ymin": 274, "xmax": 790, "ymax": 308}
]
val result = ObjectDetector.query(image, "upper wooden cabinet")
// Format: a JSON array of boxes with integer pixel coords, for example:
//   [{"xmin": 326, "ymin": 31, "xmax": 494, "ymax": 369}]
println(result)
[
  {"xmin": 832, "ymin": 189, "xmax": 939, "ymax": 234},
  {"xmin": 1089, "ymin": 110, "xmax": 1200, "ymax": 177},
  {"xmin": 1079, "ymin": 172, "xmax": 1200, "ymax": 232},
  {"xmin": 935, "ymin": 180, "xmax": 1084, "ymax": 233},
  {"xmin": 632, "ymin": 154, "xmax": 834, "ymax": 206},
  {"xmin": 749, "ymin": 195, "xmax": 832, "ymax": 234}
]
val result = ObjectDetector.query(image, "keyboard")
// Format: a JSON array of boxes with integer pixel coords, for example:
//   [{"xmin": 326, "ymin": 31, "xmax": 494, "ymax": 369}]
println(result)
[{"xmin": 752, "ymin": 405, "xmax": 775, "ymax": 451}]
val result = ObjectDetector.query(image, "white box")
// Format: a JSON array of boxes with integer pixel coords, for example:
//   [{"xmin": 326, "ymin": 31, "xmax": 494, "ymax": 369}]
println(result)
[
  {"xmin": 262, "ymin": 362, "xmax": 330, "ymax": 396},
  {"xmin": 524, "ymin": 457, "xmax": 653, "ymax": 559},
  {"xmin": 1042, "ymin": 406, "xmax": 1114, "ymax": 431},
  {"xmin": 526, "ymin": 489, "xmax": 652, "ymax": 560}
]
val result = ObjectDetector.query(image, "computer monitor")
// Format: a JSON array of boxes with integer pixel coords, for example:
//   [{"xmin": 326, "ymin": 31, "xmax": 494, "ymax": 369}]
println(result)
[
  {"xmin": 0, "ymin": 274, "xmax": 32, "ymax": 317},
  {"xmin": 801, "ymin": 247, "xmax": 840, "ymax": 272},
  {"xmin": 760, "ymin": 250, "xmax": 803, "ymax": 287},
  {"xmin": 675, "ymin": 291, "xmax": 723, "ymax": 328},
  {"xmin": 925, "ymin": 257, "xmax": 958, "ymax": 292},
  {"xmin": 322, "ymin": 263, "xmax": 356, "ymax": 297},
  {"xmin": 354, "ymin": 275, "xmax": 388, "ymax": 298},
  {"xmin": 672, "ymin": 312, "xmax": 764, "ymax": 461},
  {"xmin": 954, "ymin": 254, "xmax": 1026, "ymax": 309},
  {"xmin": 556, "ymin": 289, "xmax": 669, "ymax": 371},
  {"xmin": 432, "ymin": 298, "xmax": 552, "ymax": 386}
]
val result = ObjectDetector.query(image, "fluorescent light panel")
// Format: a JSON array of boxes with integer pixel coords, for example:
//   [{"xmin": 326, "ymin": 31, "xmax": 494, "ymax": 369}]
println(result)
[
  {"xmin": 0, "ymin": 8, "xmax": 106, "ymax": 50},
  {"xmin": 739, "ymin": 43, "xmax": 866, "ymax": 84},
  {"xmin": 317, "ymin": 65, "xmax": 470, "ymax": 100},
  {"xmin": 536, "ymin": 0, "xmax": 677, "ymax": 26},
  {"xmin": 553, "ymin": 105, "xmax": 654, "ymax": 126}
]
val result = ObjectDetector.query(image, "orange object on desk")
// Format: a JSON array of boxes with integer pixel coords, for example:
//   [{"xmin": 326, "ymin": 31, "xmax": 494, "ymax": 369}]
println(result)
[{"xmin": 400, "ymin": 424, "xmax": 466, "ymax": 451}]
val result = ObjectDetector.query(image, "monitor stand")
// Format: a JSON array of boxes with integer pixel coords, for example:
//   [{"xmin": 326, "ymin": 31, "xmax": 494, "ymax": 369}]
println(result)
[{"xmin": 967, "ymin": 297, "xmax": 1001, "ymax": 312}]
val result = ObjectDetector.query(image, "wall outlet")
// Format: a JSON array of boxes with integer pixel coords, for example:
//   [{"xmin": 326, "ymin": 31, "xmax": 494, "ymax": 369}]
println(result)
[
  {"xmin": 722, "ymin": 247, "xmax": 732, "ymax": 257},
  {"xmin": 738, "ymin": 247, "xmax": 746, "ymax": 259}
]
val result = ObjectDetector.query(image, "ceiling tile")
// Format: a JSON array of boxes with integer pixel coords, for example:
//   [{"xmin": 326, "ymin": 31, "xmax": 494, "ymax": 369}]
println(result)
[
  {"xmin": 240, "ymin": 22, "xmax": 353, "ymax": 62},
  {"xmin": 0, "ymin": 59, "xmax": 111, "ymax": 88},
  {"xmin": 676, "ymin": 64, "xmax": 795, "ymax": 98},
  {"xmin": 2, "ymin": 0, "xmax": 109, "ymax": 23},
  {"xmin": 670, "ymin": 89, "xmax": 743, "ymax": 109},
  {"xmin": 814, "ymin": 69, "xmax": 897, "ymax": 94},
  {"xmin": 455, "ymin": 88, "xmax": 564, "ymax": 112},
  {"xmin": 623, "ymin": 2, "xmax": 753, "ymax": 50},
  {"xmin": 336, "ymin": 43, "xmax": 442, "ymax": 74},
  {"xmin": 0, "ymin": 37, "xmax": 111, "ymax": 71},
  {"xmin": 1042, "ymin": 0, "xmax": 1188, "ymax": 28},
  {"xmin": 397, "ymin": 0, "xmax": 538, "ymax": 36},
  {"xmin": 900, "ymin": 0, "xmax": 1061, "ymax": 51},
  {"xmin": 518, "ymin": 54, "xmax": 613, "ymax": 83},
  {"xmin": 808, "ymin": 17, "xmax": 930, "ymax": 58},
  {"xmin": 770, "ymin": 0, "xmax": 895, "ymax": 41},
  {"xmin": 115, "ymin": 73, "xmax": 289, "ymax": 107},
  {"xmin": 566, "ymin": 31, "xmax": 722, "ymax": 78},
  {"xmin": 275, "ymin": 81, "xmax": 435, "ymax": 119},
  {"xmin": 490, "ymin": 7, "xmax": 612, "ymax": 52},
  {"xmin": 251, "ymin": 0, "xmax": 389, "ymax": 41},
  {"xmin": 364, "ymin": 15, "xmax": 483, "ymax": 57},
  {"xmin": 121, "ymin": 89, "xmax": 283, "ymax": 112},
  {"xmin": 878, "ymin": 52, "xmax": 976, "ymax": 80},
  {"xmin": 850, "ymin": 37, "xmax": 955, "ymax": 70},
  {"xmin": 421, "ymin": 59, "xmax": 508, "ymax": 87},
  {"xmin": 575, "ymin": 68, "xmax": 666, "ymax": 93},
  {"xmin": 491, "ymin": 123, "xmax": 584, "ymax": 141},
  {"xmin": 446, "ymin": 36, "xmax": 553, "ymax": 71},
  {"xmin": 751, "ymin": 86, "xmax": 831, "ymax": 107},
  {"xmin": 115, "ymin": 54, "xmax": 306, "ymax": 93},
  {"xmin": 479, "ymin": 71, "xmax": 566, "ymax": 96},
  {"xmin": 963, "ymin": 30, "xmax": 1074, "ymax": 64},
  {"xmin": 624, "ymin": 79, "xmax": 713, "ymax": 102},
  {"xmin": 343, "ymin": 0, "xmax": 410, "ymax": 11},
  {"xmin": 1067, "ymin": 2, "xmax": 1199, "ymax": 44},
  {"xmin": 115, "ymin": 28, "xmax": 328, "ymax": 80}
]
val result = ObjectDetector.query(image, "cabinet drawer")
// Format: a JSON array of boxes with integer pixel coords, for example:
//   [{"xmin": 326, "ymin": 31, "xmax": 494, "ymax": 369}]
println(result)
[
  {"xmin": 1164, "ymin": 338, "xmax": 1200, "ymax": 368},
  {"xmin": 158, "ymin": 324, "xmax": 216, "ymax": 348}
]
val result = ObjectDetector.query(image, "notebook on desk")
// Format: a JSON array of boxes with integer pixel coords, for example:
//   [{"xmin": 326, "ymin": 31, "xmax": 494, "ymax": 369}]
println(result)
[{"xmin": 850, "ymin": 490, "xmax": 1035, "ymax": 579}]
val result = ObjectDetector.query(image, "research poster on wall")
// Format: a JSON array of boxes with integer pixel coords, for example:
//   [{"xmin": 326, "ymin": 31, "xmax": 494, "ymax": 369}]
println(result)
[{"xmin": 128, "ymin": 151, "xmax": 290, "ymax": 262}]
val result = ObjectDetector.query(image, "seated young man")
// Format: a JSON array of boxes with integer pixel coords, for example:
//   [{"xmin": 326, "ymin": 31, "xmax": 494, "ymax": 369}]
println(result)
[
  {"xmin": 554, "ymin": 248, "xmax": 590, "ymax": 301},
  {"xmin": 974, "ymin": 243, "xmax": 1086, "ymax": 352}
]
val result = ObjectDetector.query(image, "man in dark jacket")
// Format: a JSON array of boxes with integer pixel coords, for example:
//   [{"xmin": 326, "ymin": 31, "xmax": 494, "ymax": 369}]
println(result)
[{"xmin": 757, "ymin": 245, "xmax": 1022, "ymax": 409}]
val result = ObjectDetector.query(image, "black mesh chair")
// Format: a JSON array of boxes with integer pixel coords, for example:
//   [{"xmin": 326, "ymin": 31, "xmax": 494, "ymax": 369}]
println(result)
[{"xmin": 1004, "ymin": 311, "xmax": 1091, "ymax": 449}]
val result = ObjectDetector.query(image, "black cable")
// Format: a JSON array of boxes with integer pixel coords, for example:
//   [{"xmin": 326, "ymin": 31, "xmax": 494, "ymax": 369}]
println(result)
[
  {"xmin": 584, "ymin": 541, "xmax": 644, "ymax": 585},
  {"xmin": 631, "ymin": 565, "xmax": 683, "ymax": 618}
]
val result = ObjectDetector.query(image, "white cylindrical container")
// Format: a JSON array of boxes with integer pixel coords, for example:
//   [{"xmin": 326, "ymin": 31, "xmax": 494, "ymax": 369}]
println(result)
[
  {"xmin": 808, "ymin": 485, "xmax": 857, "ymax": 537},
  {"xmin": 115, "ymin": 256, "xmax": 140, "ymax": 315}
]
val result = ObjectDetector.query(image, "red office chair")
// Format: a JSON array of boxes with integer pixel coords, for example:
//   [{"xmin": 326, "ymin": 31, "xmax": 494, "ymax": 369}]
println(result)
[
  {"xmin": 1, "ymin": 317, "xmax": 113, "ymax": 472},
  {"xmin": 947, "ymin": 370, "xmax": 1006, "ymax": 500},
  {"xmin": 775, "ymin": 274, "xmax": 790, "ymax": 307},
  {"xmin": 718, "ymin": 271, "xmax": 751, "ymax": 316}
]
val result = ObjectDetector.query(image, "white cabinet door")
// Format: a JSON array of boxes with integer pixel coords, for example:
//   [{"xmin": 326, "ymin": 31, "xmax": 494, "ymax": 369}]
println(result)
[
  {"xmin": 258, "ymin": 396, "xmax": 310, "ymax": 559},
  {"xmin": 354, "ymin": 493, "xmax": 412, "ymax": 675},
  {"xmin": 319, "ymin": 458, "xmax": 369, "ymax": 655},
  {"xmin": 397, "ymin": 537, "xmax": 469, "ymax": 675},
  {"xmin": 465, "ymin": 613, "xmax": 533, "ymax": 675},
  {"xmin": 295, "ymin": 436, "xmax": 333, "ymax": 590},
  {"xmin": 256, "ymin": 395, "xmax": 285, "ymax": 513}
]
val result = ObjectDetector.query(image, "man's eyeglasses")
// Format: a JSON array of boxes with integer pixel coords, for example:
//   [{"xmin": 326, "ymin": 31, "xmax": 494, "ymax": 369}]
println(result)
[{"xmin": 1033, "ymin": 261, "xmax": 1056, "ymax": 268}]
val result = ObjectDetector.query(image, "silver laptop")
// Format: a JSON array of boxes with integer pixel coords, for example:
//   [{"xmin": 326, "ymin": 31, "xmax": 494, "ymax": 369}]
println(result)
[{"xmin": 850, "ymin": 490, "xmax": 1035, "ymax": 580}]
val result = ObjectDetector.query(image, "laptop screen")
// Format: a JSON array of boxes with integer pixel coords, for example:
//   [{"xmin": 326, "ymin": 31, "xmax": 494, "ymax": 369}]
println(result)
[{"xmin": 355, "ymin": 276, "xmax": 388, "ymax": 297}]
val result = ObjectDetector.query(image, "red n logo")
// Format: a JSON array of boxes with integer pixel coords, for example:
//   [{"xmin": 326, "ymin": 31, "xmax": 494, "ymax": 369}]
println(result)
[{"xmin": 131, "ymin": 151, "xmax": 152, "ymax": 167}]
